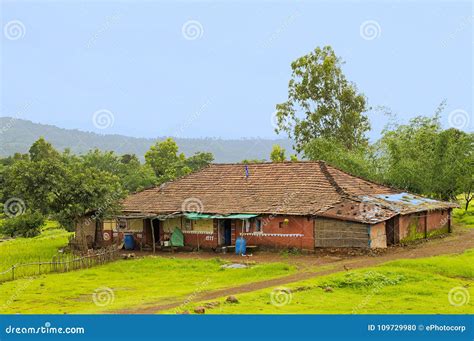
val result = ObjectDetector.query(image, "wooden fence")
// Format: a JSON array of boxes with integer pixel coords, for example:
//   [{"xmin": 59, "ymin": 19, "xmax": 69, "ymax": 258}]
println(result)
[{"xmin": 0, "ymin": 246, "xmax": 119, "ymax": 283}]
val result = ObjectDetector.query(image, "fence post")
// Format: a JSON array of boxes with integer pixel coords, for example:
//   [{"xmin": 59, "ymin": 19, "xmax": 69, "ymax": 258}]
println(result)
[{"xmin": 11, "ymin": 265, "xmax": 15, "ymax": 281}]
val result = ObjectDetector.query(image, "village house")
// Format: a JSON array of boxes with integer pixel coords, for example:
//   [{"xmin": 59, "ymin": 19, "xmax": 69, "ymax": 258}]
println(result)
[{"xmin": 76, "ymin": 161, "xmax": 458, "ymax": 252}]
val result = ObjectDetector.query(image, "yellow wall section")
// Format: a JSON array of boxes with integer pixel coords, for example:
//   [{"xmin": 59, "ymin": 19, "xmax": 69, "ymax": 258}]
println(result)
[
  {"xmin": 103, "ymin": 220, "xmax": 116, "ymax": 230},
  {"xmin": 163, "ymin": 217, "xmax": 182, "ymax": 232},
  {"xmin": 192, "ymin": 219, "xmax": 214, "ymax": 232},
  {"xmin": 128, "ymin": 219, "xmax": 144, "ymax": 232}
]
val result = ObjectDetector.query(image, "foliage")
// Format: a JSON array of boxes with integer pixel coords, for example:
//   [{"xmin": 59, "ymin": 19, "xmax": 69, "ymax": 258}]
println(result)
[
  {"xmin": 145, "ymin": 138, "xmax": 213, "ymax": 184},
  {"xmin": 28, "ymin": 137, "xmax": 60, "ymax": 162},
  {"xmin": 275, "ymin": 46, "xmax": 370, "ymax": 153},
  {"xmin": 241, "ymin": 159, "xmax": 266, "ymax": 164},
  {"xmin": 453, "ymin": 198, "xmax": 474, "ymax": 228},
  {"xmin": 304, "ymin": 138, "xmax": 380, "ymax": 180},
  {"xmin": 378, "ymin": 112, "xmax": 473, "ymax": 201},
  {"xmin": 81, "ymin": 149, "xmax": 157, "ymax": 193},
  {"xmin": 320, "ymin": 271, "xmax": 405, "ymax": 289},
  {"xmin": 2, "ymin": 140, "xmax": 126, "ymax": 231},
  {"xmin": 270, "ymin": 144, "xmax": 286, "ymax": 162},
  {"xmin": 0, "ymin": 212, "xmax": 45, "ymax": 238}
]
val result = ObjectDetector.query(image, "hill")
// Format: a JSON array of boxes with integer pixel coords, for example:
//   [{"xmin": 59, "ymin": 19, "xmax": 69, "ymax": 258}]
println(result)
[{"xmin": 0, "ymin": 117, "xmax": 295, "ymax": 163}]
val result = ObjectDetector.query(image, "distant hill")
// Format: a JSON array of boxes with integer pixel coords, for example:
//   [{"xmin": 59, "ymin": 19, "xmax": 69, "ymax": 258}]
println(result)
[{"xmin": 0, "ymin": 117, "xmax": 295, "ymax": 163}]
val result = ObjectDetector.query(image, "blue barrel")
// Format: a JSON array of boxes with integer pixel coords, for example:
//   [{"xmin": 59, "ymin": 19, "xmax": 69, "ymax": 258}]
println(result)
[
  {"xmin": 235, "ymin": 237, "xmax": 247, "ymax": 255},
  {"xmin": 124, "ymin": 234, "xmax": 135, "ymax": 250}
]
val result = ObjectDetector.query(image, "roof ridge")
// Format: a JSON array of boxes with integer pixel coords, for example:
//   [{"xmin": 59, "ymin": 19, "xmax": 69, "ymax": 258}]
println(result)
[{"xmin": 318, "ymin": 161, "xmax": 348, "ymax": 197}]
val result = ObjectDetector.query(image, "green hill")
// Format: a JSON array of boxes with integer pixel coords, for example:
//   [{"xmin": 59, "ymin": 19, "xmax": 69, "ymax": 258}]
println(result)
[{"xmin": 0, "ymin": 117, "xmax": 295, "ymax": 163}]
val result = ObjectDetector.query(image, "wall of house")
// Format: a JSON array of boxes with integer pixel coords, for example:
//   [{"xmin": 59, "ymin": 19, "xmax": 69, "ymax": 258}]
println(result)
[
  {"xmin": 399, "ymin": 209, "xmax": 450, "ymax": 242},
  {"xmin": 240, "ymin": 215, "xmax": 314, "ymax": 251},
  {"xmin": 369, "ymin": 222, "xmax": 387, "ymax": 248},
  {"xmin": 314, "ymin": 217, "xmax": 370, "ymax": 248},
  {"xmin": 182, "ymin": 219, "xmax": 218, "ymax": 249},
  {"xmin": 75, "ymin": 217, "xmax": 96, "ymax": 248}
]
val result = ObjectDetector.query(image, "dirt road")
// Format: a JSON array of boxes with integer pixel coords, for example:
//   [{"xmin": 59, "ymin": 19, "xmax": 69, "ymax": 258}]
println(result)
[{"xmin": 117, "ymin": 227, "xmax": 474, "ymax": 314}]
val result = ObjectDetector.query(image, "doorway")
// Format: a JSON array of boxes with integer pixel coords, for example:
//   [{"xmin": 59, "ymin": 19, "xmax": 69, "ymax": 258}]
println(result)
[
  {"xmin": 385, "ymin": 217, "xmax": 399, "ymax": 246},
  {"xmin": 219, "ymin": 220, "xmax": 232, "ymax": 246},
  {"xmin": 152, "ymin": 219, "xmax": 160, "ymax": 244}
]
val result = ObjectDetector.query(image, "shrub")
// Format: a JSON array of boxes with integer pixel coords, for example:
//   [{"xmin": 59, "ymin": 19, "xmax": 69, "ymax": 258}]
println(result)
[
  {"xmin": 0, "ymin": 212, "xmax": 45, "ymax": 237},
  {"xmin": 321, "ymin": 271, "xmax": 405, "ymax": 289}
]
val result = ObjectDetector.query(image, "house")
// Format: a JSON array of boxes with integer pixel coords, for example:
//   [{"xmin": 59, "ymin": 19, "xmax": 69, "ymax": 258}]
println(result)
[{"xmin": 85, "ymin": 161, "xmax": 458, "ymax": 252}]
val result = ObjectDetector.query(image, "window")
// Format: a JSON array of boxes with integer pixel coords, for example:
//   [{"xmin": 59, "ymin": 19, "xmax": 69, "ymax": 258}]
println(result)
[
  {"xmin": 118, "ymin": 219, "xmax": 127, "ymax": 230},
  {"xmin": 244, "ymin": 219, "xmax": 250, "ymax": 233},
  {"xmin": 184, "ymin": 219, "xmax": 192, "ymax": 231},
  {"xmin": 255, "ymin": 218, "xmax": 262, "ymax": 232}
]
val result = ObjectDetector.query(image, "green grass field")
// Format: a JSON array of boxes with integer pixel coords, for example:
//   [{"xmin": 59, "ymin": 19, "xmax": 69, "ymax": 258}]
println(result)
[
  {"xmin": 0, "ymin": 257, "xmax": 294, "ymax": 314},
  {"xmin": 179, "ymin": 249, "xmax": 474, "ymax": 314},
  {"xmin": 0, "ymin": 221, "xmax": 72, "ymax": 280},
  {"xmin": 453, "ymin": 199, "xmax": 474, "ymax": 228}
]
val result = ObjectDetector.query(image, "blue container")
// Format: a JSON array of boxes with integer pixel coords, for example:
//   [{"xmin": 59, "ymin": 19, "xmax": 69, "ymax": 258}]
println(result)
[
  {"xmin": 124, "ymin": 234, "xmax": 135, "ymax": 250},
  {"xmin": 235, "ymin": 237, "xmax": 247, "ymax": 255}
]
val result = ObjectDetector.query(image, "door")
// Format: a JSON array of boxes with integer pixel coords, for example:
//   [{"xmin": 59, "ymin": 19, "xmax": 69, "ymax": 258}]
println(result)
[
  {"xmin": 386, "ymin": 218, "xmax": 395, "ymax": 246},
  {"xmin": 152, "ymin": 219, "xmax": 160, "ymax": 244},
  {"xmin": 224, "ymin": 220, "xmax": 232, "ymax": 246}
]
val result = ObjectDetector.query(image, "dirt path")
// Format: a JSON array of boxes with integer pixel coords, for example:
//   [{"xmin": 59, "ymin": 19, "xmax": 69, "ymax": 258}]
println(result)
[{"xmin": 117, "ymin": 227, "xmax": 474, "ymax": 314}]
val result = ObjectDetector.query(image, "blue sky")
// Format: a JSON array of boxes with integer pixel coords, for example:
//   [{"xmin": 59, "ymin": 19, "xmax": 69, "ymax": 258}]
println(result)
[{"xmin": 1, "ymin": 0, "xmax": 472, "ymax": 140}]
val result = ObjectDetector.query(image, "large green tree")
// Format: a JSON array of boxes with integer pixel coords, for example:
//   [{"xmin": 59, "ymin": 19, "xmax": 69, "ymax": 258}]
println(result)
[
  {"xmin": 145, "ymin": 138, "xmax": 213, "ymax": 184},
  {"xmin": 275, "ymin": 46, "xmax": 370, "ymax": 152}
]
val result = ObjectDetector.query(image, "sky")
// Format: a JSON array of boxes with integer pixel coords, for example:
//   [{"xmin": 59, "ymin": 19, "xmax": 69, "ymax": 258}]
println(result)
[{"xmin": 0, "ymin": 0, "xmax": 472, "ymax": 141}]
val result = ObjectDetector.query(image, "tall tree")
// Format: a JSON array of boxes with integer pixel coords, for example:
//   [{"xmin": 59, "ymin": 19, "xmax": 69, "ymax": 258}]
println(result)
[{"xmin": 275, "ymin": 46, "xmax": 370, "ymax": 152}]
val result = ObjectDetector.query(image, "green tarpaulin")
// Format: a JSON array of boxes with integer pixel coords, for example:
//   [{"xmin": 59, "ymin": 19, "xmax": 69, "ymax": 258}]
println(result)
[
  {"xmin": 222, "ymin": 214, "xmax": 258, "ymax": 219},
  {"xmin": 170, "ymin": 227, "xmax": 184, "ymax": 247},
  {"xmin": 184, "ymin": 213, "xmax": 258, "ymax": 220},
  {"xmin": 184, "ymin": 212, "xmax": 213, "ymax": 220}
]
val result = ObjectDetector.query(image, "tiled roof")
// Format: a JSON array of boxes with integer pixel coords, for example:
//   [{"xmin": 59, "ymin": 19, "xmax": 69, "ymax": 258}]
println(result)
[{"xmin": 121, "ymin": 161, "xmax": 457, "ymax": 223}]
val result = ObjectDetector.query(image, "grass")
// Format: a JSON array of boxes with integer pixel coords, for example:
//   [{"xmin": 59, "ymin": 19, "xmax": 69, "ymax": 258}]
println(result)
[
  {"xmin": 0, "ymin": 221, "xmax": 72, "ymax": 280},
  {"xmin": 0, "ymin": 257, "xmax": 295, "ymax": 314},
  {"xmin": 177, "ymin": 249, "xmax": 474, "ymax": 314},
  {"xmin": 453, "ymin": 202, "xmax": 474, "ymax": 229}
]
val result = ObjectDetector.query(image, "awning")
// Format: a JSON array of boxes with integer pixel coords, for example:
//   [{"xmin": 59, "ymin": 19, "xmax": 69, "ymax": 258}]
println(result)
[
  {"xmin": 184, "ymin": 213, "xmax": 214, "ymax": 220},
  {"xmin": 184, "ymin": 213, "xmax": 259, "ymax": 220},
  {"xmin": 220, "ymin": 214, "xmax": 258, "ymax": 219}
]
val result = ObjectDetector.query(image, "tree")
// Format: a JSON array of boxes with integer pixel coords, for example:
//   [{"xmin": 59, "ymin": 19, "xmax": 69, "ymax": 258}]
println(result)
[
  {"xmin": 29, "ymin": 137, "xmax": 59, "ymax": 162},
  {"xmin": 145, "ymin": 138, "xmax": 213, "ymax": 184},
  {"xmin": 270, "ymin": 144, "xmax": 286, "ymax": 162},
  {"xmin": 275, "ymin": 46, "xmax": 370, "ymax": 152},
  {"xmin": 2, "ymin": 139, "xmax": 126, "ymax": 231},
  {"xmin": 304, "ymin": 138, "xmax": 379, "ymax": 180},
  {"xmin": 184, "ymin": 152, "xmax": 214, "ymax": 172},
  {"xmin": 81, "ymin": 149, "xmax": 157, "ymax": 193},
  {"xmin": 378, "ymin": 112, "xmax": 473, "ymax": 203}
]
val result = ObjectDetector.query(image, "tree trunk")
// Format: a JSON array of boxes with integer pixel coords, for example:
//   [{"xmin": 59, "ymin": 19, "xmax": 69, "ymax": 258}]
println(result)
[{"xmin": 94, "ymin": 220, "xmax": 104, "ymax": 249}]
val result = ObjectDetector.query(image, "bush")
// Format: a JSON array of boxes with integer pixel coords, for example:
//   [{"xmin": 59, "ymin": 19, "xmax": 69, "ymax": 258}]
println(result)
[
  {"xmin": 321, "ymin": 271, "xmax": 405, "ymax": 289},
  {"xmin": 0, "ymin": 212, "xmax": 45, "ymax": 237}
]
